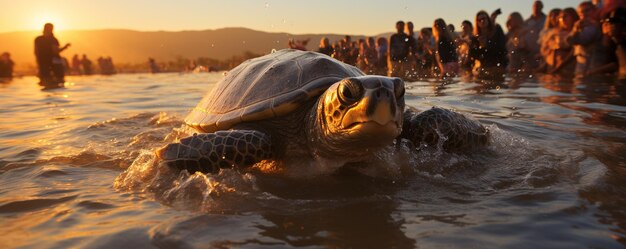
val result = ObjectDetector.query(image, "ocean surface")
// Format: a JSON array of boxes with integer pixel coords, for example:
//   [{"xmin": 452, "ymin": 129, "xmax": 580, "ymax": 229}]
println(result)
[{"xmin": 0, "ymin": 72, "xmax": 625, "ymax": 248}]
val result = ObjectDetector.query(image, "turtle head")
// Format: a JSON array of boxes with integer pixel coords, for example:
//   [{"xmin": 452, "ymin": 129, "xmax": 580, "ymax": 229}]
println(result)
[{"xmin": 309, "ymin": 76, "xmax": 405, "ymax": 157}]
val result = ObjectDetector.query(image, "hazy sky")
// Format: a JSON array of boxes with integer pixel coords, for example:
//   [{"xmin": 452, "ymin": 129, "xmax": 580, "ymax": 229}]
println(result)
[{"xmin": 1, "ymin": 0, "xmax": 583, "ymax": 35}]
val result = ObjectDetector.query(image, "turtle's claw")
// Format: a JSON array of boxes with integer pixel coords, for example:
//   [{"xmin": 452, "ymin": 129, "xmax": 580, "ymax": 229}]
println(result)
[{"xmin": 156, "ymin": 143, "xmax": 180, "ymax": 161}]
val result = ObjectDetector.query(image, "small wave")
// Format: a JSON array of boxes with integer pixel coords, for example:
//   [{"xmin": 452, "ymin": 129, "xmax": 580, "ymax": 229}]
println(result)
[
  {"xmin": 76, "ymin": 200, "xmax": 116, "ymax": 210},
  {"xmin": 37, "ymin": 169, "xmax": 69, "ymax": 178},
  {"xmin": 115, "ymin": 122, "xmax": 597, "ymax": 214},
  {"xmin": 115, "ymin": 150, "xmax": 261, "ymax": 213},
  {"xmin": 0, "ymin": 195, "xmax": 77, "ymax": 213}
]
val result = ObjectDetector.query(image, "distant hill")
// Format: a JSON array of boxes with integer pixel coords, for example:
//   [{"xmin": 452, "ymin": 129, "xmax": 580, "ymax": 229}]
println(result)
[{"xmin": 0, "ymin": 27, "xmax": 390, "ymax": 73}]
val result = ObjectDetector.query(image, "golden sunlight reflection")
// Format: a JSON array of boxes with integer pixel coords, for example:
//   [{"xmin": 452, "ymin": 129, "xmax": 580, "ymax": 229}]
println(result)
[{"xmin": 32, "ymin": 14, "xmax": 64, "ymax": 31}]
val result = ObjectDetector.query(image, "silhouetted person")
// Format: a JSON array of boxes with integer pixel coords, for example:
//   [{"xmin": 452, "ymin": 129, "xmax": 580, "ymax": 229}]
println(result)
[
  {"xmin": 567, "ymin": 1, "xmax": 607, "ymax": 77},
  {"xmin": 459, "ymin": 20, "xmax": 475, "ymax": 72},
  {"xmin": 81, "ymin": 54, "xmax": 93, "ymax": 75},
  {"xmin": 405, "ymin": 21, "xmax": 418, "ymax": 79},
  {"xmin": 433, "ymin": 18, "xmax": 459, "ymax": 77},
  {"xmin": 149, "ymin": 58, "xmax": 161, "ymax": 73},
  {"xmin": 97, "ymin": 57, "xmax": 105, "ymax": 74},
  {"xmin": 71, "ymin": 54, "xmax": 82, "ymax": 75},
  {"xmin": 388, "ymin": 21, "xmax": 409, "ymax": 77},
  {"xmin": 546, "ymin": 8, "xmax": 579, "ymax": 75},
  {"xmin": 375, "ymin": 37, "xmax": 389, "ymax": 75},
  {"xmin": 288, "ymin": 38, "xmax": 309, "ymax": 51},
  {"xmin": 104, "ymin": 56, "xmax": 116, "ymax": 74},
  {"xmin": 607, "ymin": 7, "xmax": 626, "ymax": 79},
  {"xmin": 0, "ymin": 52, "xmax": 14, "ymax": 79},
  {"xmin": 62, "ymin": 57, "xmax": 70, "ymax": 74},
  {"xmin": 317, "ymin": 37, "xmax": 333, "ymax": 56},
  {"xmin": 537, "ymin": 8, "xmax": 562, "ymax": 73},
  {"xmin": 469, "ymin": 10, "xmax": 508, "ymax": 79},
  {"xmin": 524, "ymin": 1, "xmax": 547, "ymax": 69},
  {"xmin": 506, "ymin": 12, "xmax": 534, "ymax": 73},
  {"xmin": 35, "ymin": 23, "xmax": 70, "ymax": 84},
  {"xmin": 341, "ymin": 36, "xmax": 357, "ymax": 65}
]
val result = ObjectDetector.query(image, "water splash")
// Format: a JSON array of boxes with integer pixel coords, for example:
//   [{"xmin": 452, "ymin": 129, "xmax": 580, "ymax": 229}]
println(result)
[{"xmin": 114, "ymin": 150, "xmax": 260, "ymax": 212}]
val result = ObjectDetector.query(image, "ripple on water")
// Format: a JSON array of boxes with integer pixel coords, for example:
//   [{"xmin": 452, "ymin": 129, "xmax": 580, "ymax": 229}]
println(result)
[
  {"xmin": 1, "ymin": 74, "xmax": 623, "ymax": 247},
  {"xmin": 0, "ymin": 195, "xmax": 78, "ymax": 214},
  {"xmin": 76, "ymin": 200, "xmax": 116, "ymax": 210}
]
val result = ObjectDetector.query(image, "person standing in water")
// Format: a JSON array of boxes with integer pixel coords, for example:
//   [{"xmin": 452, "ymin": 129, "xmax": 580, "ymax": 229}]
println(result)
[
  {"xmin": 524, "ymin": 1, "xmax": 547, "ymax": 69},
  {"xmin": 468, "ymin": 9, "xmax": 508, "ymax": 79},
  {"xmin": 388, "ymin": 21, "xmax": 409, "ymax": 77},
  {"xmin": 34, "ymin": 23, "xmax": 70, "ymax": 84},
  {"xmin": 81, "ymin": 54, "xmax": 93, "ymax": 75},
  {"xmin": 0, "ymin": 52, "xmax": 14, "ymax": 79}
]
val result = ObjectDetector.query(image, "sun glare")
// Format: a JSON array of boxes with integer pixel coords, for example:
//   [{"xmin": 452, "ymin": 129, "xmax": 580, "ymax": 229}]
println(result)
[{"xmin": 32, "ymin": 14, "xmax": 64, "ymax": 31}]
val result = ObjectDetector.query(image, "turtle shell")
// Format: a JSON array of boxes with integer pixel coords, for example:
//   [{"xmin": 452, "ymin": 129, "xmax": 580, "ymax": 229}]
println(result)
[{"xmin": 185, "ymin": 49, "xmax": 365, "ymax": 133}]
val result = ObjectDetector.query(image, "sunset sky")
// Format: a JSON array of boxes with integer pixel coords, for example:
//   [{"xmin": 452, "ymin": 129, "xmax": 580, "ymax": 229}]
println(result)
[{"xmin": 2, "ymin": 0, "xmax": 582, "ymax": 35}]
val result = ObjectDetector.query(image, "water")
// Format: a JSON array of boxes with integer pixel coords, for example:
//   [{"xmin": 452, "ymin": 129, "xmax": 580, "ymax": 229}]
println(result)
[{"xmin": 0, "ymin": 73, "xmax": 624, "ymax": 248}]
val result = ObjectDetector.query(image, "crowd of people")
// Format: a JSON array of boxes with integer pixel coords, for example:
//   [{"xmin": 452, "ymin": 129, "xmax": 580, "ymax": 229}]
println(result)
[
  {"xmin": 32, "ymin": 23, "xmax": 117, "ymax": 85},
  {"xmin": 3, "ymin": 1, "xmax": 625, "ymax": 84},
  {"xmin": 313, "ymin": 0, "xmax": 626, "ymax": 81},
  {"xmin": 68, "ymin": 54, "xmax": 117, "ymax": 76}
]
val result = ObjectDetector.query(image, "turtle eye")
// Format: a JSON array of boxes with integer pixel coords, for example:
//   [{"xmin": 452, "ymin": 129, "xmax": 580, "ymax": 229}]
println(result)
[
  {"xmin": 338, "ymin": 79, "xmax": 364, "ymax": 105},
  {"xmin": 393, "ymin": 78, "xmax": 405, "ymax": 99}
]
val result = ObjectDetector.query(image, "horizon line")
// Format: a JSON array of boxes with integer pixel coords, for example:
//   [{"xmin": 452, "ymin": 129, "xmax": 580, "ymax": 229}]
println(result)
[{"xmin": 0, "ymin": 26, "xmax": 388, "ymax": 37}]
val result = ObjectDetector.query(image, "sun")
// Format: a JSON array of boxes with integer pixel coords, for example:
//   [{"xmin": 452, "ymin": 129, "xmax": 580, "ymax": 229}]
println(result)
[{"xmin": 32, "ymin": 14, "xmax": 65, "ymax": 31}]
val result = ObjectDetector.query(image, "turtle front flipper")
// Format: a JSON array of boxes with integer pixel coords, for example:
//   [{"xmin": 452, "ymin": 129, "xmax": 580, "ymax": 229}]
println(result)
[
  {"xmin": 156, "ymin": 130, "xmax": 273, "ymax": 174},
  {"xmin": 400, "ymin": 107, "xmax": 489, "ymax": 151}
]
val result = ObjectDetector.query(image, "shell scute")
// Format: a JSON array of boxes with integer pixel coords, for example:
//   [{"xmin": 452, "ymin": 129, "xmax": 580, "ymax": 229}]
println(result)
[{"xmin": 185, "ymin": 49, "xmax": 364, "ymax": 132}]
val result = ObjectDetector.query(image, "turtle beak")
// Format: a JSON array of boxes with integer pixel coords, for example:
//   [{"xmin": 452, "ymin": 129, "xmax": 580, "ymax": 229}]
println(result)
[{"xmin": 341, "ymin": 87, "xmax": 399, "ymax": 129}]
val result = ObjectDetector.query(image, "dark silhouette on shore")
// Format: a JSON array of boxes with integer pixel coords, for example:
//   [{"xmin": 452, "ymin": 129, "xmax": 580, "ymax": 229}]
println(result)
[
  {"xmin": 71, "ymin": 54, "xmax": 82, "ymax": 75},
  {"xmin": 98, "ymin": 56, "xmax": 116, "ymax": 75},
  {"xmin": 0, "ymin": 52, "xmax": 14, "ymax": 80},
  {"xmin": 148, "ymin": 58, "xmax": 161, "ymax": 73},
  {"xmin": 34, "ymin": 23, "xmax": 70, "ymax": 85},
  {"xmin": 81, "ymin": 54, "xmax": 93, "ymax": 75}
]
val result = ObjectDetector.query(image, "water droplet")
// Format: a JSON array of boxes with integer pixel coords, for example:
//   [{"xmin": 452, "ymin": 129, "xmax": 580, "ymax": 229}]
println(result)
[
  {"xmin": 405, "ymin": 38, "xmax": 409, "ymax": 42},
  {"xmin": 497, "ymin": 63, "xmax": 501, "ymax": 67}
]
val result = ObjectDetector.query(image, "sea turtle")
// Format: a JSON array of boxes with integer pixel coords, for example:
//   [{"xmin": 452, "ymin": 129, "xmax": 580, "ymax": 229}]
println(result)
[{"xmin": 157, "ymin": 49, "xmax": 488, "ymax": 174}]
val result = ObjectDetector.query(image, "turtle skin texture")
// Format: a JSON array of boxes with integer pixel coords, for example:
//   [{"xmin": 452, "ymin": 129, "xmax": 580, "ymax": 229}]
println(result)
[{"xmin": 157, "ymin": 50, "xmax": 489, "ymax": 174}]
